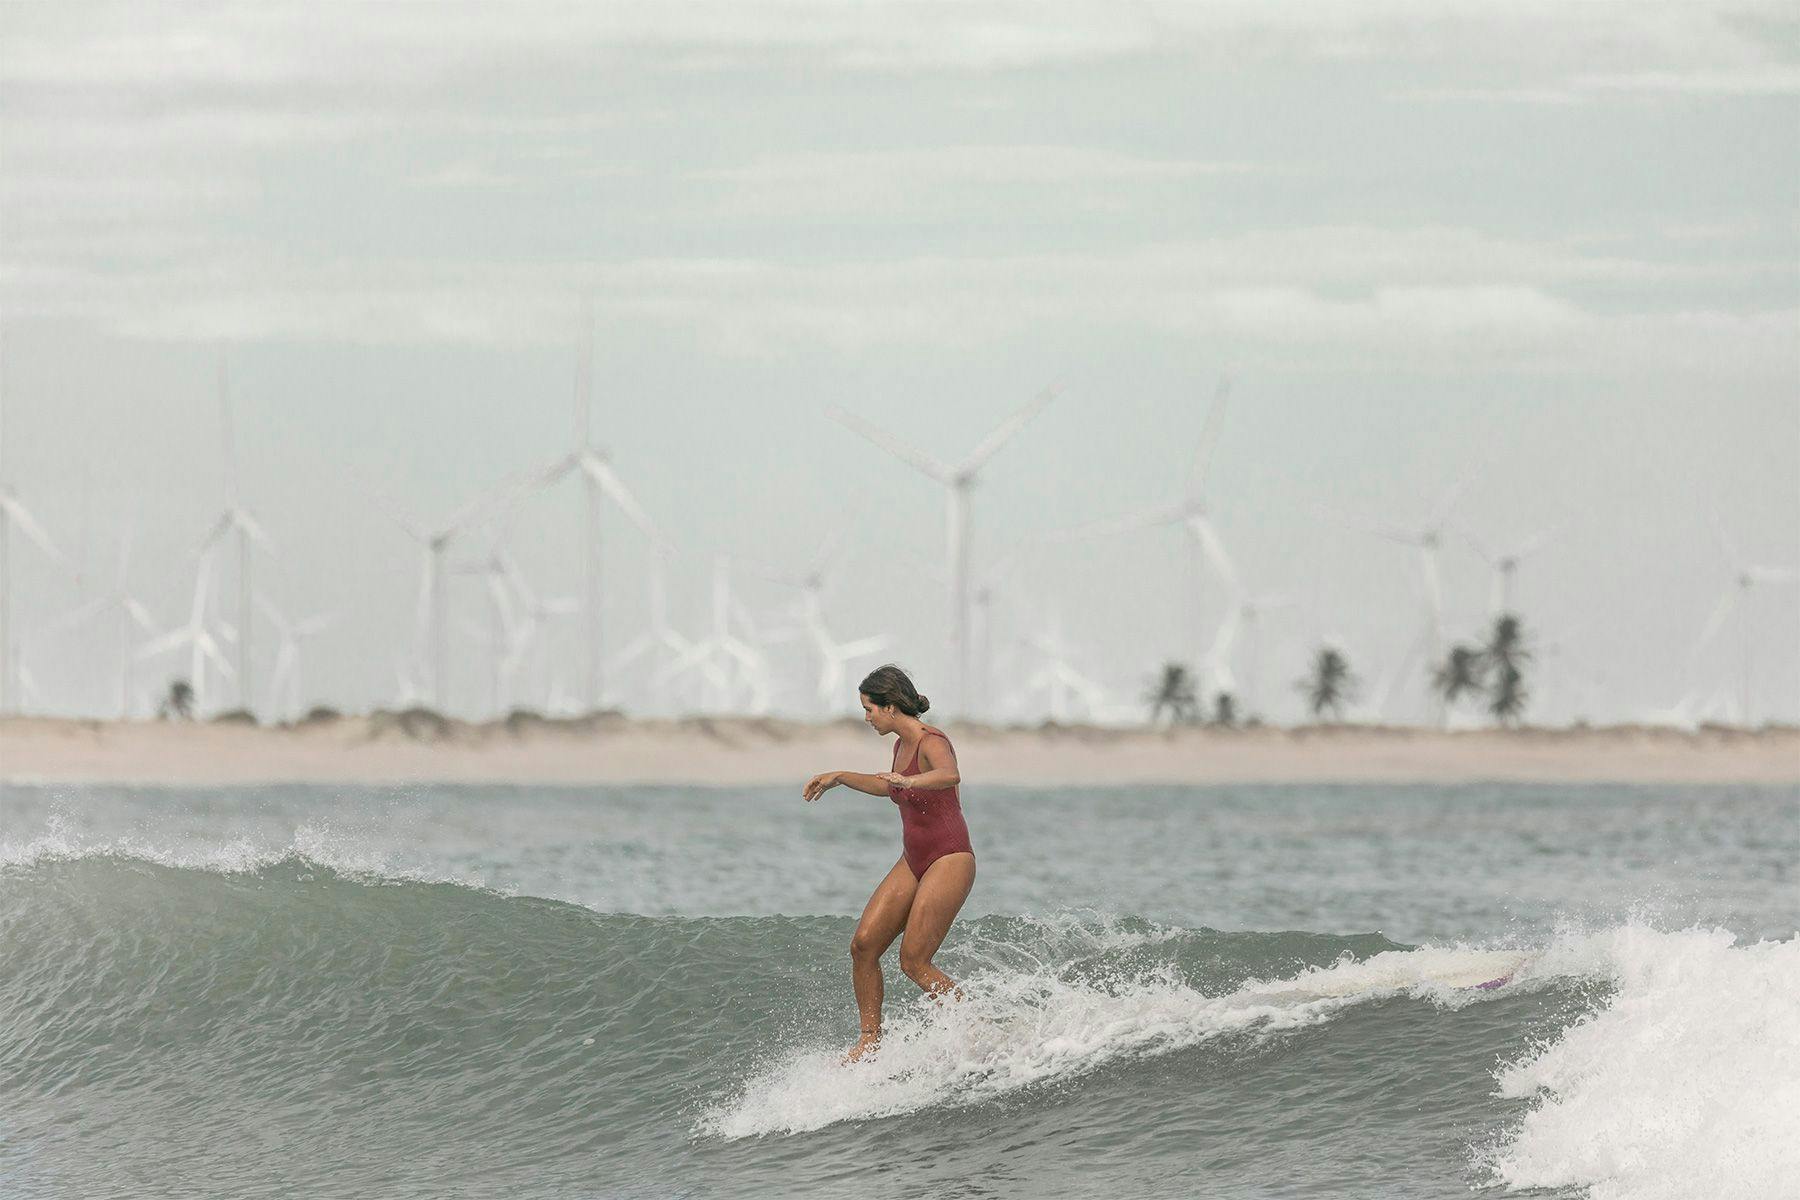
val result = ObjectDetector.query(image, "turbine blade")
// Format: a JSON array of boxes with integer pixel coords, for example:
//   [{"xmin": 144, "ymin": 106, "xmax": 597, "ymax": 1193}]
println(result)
[
  {"xmin": 1691, "ymin": 588, "xmax": 1737, "ymax": 657},
  {"xmin": 1185, "ymin": 376, "xmax": 1232, "ymax": 500},
  {"xmin": 254, "ymin": 591, "xmax": 291, "ymax": 635},
  {"xmin": 1, "ymin": 496, "xmax": 68, "ymax": 565},
  {"xmin": 1309, "ymin": 503, "xmax": 1416, "ymax": 546},
  {"xmin": 833, "ymin": 634, "xmax": 889, "ymax": 660},
  {"xmin": 1428, "ymin": 478, "xmax": 1470, "ymax": 528},
  {"xmin": 1047, "ymin": 499, "xmax": 1190, "ymax": 542},
  {"xmin": 588, "ymin": 459, "xmax": 661, "ymax": 542},
  {"xmin": 825, "ymin": 405, "xmax": 954, "ymax": 482},
  {"xmin": 295, "ymin": 612, "xmax": 335, "ymax": 639},
  {"xmin": 959, "ymin": 386, "xmax": 1058, "ymax": 474},
  {"xmin": 1511, "ymin": 523, "xmax": 1562, "ymax": 562},
  {"xmin": 123, "ymin": 596, "xmax": 160, "ymax": 633},
  {"xmin": 135, "ymin": 628, "xmax": 190, "ymax": 661},
  {"xmin": 1189, "ymin": 515, "xmax": 1242, "ymax": 593}
]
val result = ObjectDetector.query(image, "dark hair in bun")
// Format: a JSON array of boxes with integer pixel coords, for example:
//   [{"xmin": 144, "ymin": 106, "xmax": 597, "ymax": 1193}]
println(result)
[{"xmin": 858, "ymin": 663, "xmax": 930, "ymax": 716}]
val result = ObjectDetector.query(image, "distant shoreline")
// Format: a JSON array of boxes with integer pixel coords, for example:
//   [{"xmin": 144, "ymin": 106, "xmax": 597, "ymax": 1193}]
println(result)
[{"xmin": 3, "ymin": 714, "xmax": 1796, "ymax": 786}]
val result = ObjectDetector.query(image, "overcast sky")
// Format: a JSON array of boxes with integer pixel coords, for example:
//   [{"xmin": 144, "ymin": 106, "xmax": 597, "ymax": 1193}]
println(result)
[{"xmin": 2, "ymin": 1, "xmax": 1797, "ymax": 726}]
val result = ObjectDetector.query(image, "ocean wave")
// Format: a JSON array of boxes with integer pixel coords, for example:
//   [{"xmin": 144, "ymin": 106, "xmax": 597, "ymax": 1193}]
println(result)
[
  {"xmin": 1485, "ymin": 925, "xmax": 1800, "ymax": 1200},
  {"xmin": 0, "ymin": 809, "xmax": 494, "ymax": 890},
  {"xmin": 698, "ymin": 938, "xmax": 1540, "ymax": 1139},
  {"xmin": 6, "ymin": 851, "xmax": 1790, "ymax": 1200}
]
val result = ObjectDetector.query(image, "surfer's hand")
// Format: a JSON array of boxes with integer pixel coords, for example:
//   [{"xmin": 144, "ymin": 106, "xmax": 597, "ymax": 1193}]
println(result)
[{"xmin": 803, "ymin": 772, "xmax": 839, "ymax": 802}]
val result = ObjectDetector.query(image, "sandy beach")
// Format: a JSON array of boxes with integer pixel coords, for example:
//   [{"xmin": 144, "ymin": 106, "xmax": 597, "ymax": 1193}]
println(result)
[{"xmin": 3, "ymin": 713, "xmax": 1795, "ymax": 786}]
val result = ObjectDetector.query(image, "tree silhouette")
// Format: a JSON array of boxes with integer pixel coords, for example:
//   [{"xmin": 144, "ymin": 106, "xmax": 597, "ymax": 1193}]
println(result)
[
  {"xmin": 1433, "ymin": 643, "xmax": 1486, "ymax": 711},
  {"xmin": 1481, "ymin": 614, "xmax": 1532, "ymax": 725},
  {"xmin": 1144, "ymin": 661, "xmax": 1201, "ymax": 725},
  {"xmin": 159, "ymin": 679, "xmax": 195, "ymax": 721},
  {"xmin": 1211, "ymin": 690, "xmax": 1238, "ymax": 727},
  {"xmin": 1298, "ymin": 645, "xmax": 1358, "ymax": 721}
]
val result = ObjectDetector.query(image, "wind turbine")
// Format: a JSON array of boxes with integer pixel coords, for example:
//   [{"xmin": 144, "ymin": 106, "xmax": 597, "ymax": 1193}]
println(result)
[
  {"xmin": 1688, "ymin": 523, "xmax": 1800, "ymax": 727},
  {"xmin": 256, "ymin": 593, "xmax": 334, "ymax": 722},
  {"xmin": 451, "ymin": 551, "xmax": 522, "ymax": 716},
  {"xmin": 523, "ymin": 302, "xmax": 663, "ymax": 712},
  {"xmin": 0, "ymin": 393, "xmax": 74, "ymax": 714},
  {"xmin": 1323, "ymin": 478, "xmax": 1471, "ymax": 725},
  {"xmin": 379, "ymin": 487, "xmax": 513, "ymax": 713},
  {"xmin": 493, "ymin": 549, "xmax": 579, "ymax": 712},
  {"xmin": 200, "ymin": 355, "xmax": 278, "ymax": 714},
  {"xmin": 34, "ymin": 518, "xmax": 158, "ymax": 717},
  {"xmin": 1205, "ymin": 589, "xmax": 1296, "ymax": 720},
  {"xmin": 1019, "ymin": 608, "xmax": 1109, "ymax": 725},
  {"xmin": 748, "ymin": 527, "xmax": 888, "ymax": 715},
  {"xmin": 134, "ymin": 547, "xmax": 235, "ymax": 713},
  {"xmin": 656, "ymin": 556, "xmax": 773, "ymax": 713},
  {"xmin": 1046, "ymin": 379, "xmax": 1236, "ymax": 673},
  {"xmin": 825, "ymin": 386, "xmax": 1058, "ymax": 714},
  {"xmin": 1463, "ymin": 523, "xmax": 1560, "ymax": 615},
  {"xmin": 608, "ymin": 549, "xmax": 713, "ymax": 714}
]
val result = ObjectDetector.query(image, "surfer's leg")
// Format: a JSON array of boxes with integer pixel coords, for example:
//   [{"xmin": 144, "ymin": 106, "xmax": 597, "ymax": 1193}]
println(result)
[
  {"xmin": 845, "ymin": 856, "xmax": 918, "ymax": 1060},
  {"xmin": 898, "ymin": 852, "xmax": 976, "ymax": 998}
]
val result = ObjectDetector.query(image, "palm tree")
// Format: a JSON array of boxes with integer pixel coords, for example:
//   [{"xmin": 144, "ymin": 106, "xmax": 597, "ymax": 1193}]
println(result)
[
  {"xmin": 1211, "ymin": 690, "xmax": 1238, "ymax": 727},
  {"xmin": 1433, "ymin": 643, "xmax": 1485, "ymax": 712},
  {"xmin": 1299, "ymin": 645, "xmax": 1357, "ymax": 721},
  {"xmin": 159, "ymin": 678, "xmax": 195, "ymax": 720},
  {"xmin": 1144, "ymin": 661, "xmax": 1201, "ymax": 725},
  {"xmin": 1481, "ymin": 614, "xmax": 1531, "ymax": 725}
]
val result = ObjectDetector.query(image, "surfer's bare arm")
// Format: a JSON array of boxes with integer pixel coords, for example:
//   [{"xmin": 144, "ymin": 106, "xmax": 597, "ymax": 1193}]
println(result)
[
  {"xmin": 804, "ymin": 770, "xmax": 888, "ymax": 800},
  {"xmin": 835, "ymin": 771, "xmax": 896, "ymax": 797}
]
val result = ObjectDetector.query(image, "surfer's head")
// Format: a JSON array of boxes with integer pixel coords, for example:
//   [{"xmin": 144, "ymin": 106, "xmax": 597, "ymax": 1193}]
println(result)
[{"xmin": 859, "ymin": 663, "xmax": 929, "ymax": 731}]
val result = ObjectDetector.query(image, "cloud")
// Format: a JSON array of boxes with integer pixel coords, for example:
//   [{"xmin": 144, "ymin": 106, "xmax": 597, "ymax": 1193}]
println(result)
[{"xmin": 6, "ymin": 230, "xmax": 1790, "ymax": 383}]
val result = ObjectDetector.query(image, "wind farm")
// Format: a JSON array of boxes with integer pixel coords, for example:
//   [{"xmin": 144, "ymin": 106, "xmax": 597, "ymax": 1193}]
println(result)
[{"xmin": 1, "ymin": 355, "xmax": 1796, "ymax": 788}]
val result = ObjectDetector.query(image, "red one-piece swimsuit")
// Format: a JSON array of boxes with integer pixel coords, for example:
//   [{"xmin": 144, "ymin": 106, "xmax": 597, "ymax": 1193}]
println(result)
[{"xmin": 889, "ymin": 725, "xmax": 975, "ymax": 879}]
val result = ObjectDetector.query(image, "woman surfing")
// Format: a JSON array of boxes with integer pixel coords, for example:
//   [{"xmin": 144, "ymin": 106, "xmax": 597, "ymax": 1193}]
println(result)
[{"xmin": 802, "ymin": 664, "xmax": 976, "ymax": 1064}]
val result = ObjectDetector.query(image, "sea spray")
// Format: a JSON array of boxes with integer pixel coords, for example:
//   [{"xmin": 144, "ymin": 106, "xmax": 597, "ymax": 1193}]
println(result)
[
  {"xmin": 700, "ymin": 933, "xmax": 1542, "ymax": 1138},
  {"xmin": 1487, "ymin": 926, "xmax": 1800, "ymax": 1200}
]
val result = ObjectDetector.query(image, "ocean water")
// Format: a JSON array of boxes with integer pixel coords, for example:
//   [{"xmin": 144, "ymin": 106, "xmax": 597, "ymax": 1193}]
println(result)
[{"xmin": 1, "ymin": 780, "xmax": 1795, "ymax": 1199}]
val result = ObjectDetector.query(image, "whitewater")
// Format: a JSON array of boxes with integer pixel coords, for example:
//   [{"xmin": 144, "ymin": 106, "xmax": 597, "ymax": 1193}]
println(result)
[{"xmin": 2, "ymin": 781, "xmax": 1794, "ymax": 1199}]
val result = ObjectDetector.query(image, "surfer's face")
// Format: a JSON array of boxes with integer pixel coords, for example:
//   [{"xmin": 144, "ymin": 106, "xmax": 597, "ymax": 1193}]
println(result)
[{"xmin": 859, "ymin": 695, "xmax": 893, "ymax": 732}]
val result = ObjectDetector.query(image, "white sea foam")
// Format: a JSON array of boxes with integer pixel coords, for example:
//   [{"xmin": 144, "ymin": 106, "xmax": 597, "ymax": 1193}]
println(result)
[
  {"xmin": 0, "ymin": 809, "xmax": 490, "ymax": 890},
  {"xmin": 1487, "ymin": 925, "xmax": 1800, "ymax": 1200},
  {"xmin": 700, "ymin": 939, "xmax": 1536, "ymax": 1138}
]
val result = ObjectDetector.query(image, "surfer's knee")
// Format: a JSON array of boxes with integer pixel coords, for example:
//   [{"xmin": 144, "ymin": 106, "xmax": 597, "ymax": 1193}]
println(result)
[
  {"xmin": 850, "ymin": 929, "xmax": 885, "ymax": 962},
  {"xmin": 898, "ymin": 944, "xmax": 932, "ymax": 981}
]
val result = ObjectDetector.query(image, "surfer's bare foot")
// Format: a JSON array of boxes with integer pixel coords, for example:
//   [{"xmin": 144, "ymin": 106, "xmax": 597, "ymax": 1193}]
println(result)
[{"xmin": 841, "ymin": 1030, "xmax": 880, "ymax": 1065}]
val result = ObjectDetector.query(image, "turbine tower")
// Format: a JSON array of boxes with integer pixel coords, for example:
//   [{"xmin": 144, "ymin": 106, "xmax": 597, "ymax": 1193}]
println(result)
[
  {"xmin": 1205, "ymin": 588, "xmax": 1295, "ymax": 719},
  {"xmin": 0, "ymin": 392, "xmax": 73, "ymax": 714},
  {"xmin": 134, "ymin": 547, "xmax": 234, "ymax": 712},
  {"xmin": 380, "ymin": 490, "xmax": 511, "ymax": 713},
  {"xmin": 1689, "ymin": 523, "xmax": 1799, "ymax": 727},
  {"xmin": 826, "ymin": 386, "xmax": 1058, "ymax": 714},
  {"xmin": 256, "ymin": 593, "xmax": 334, "ymax": 721},
  {"xmin": 202, "ymin": 355, "xmax": 275, "ymax": 713},
  {"xmin": 36, "ymin": 517, "xmax": 158, "ymax": 717},
  {"xmin": 1324, "ymin": 479, "xmax": 1470, "ymax": 725},
  {"xmin": 525, "ymin": 301, "xmax": 662, "ymax": 712}
]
